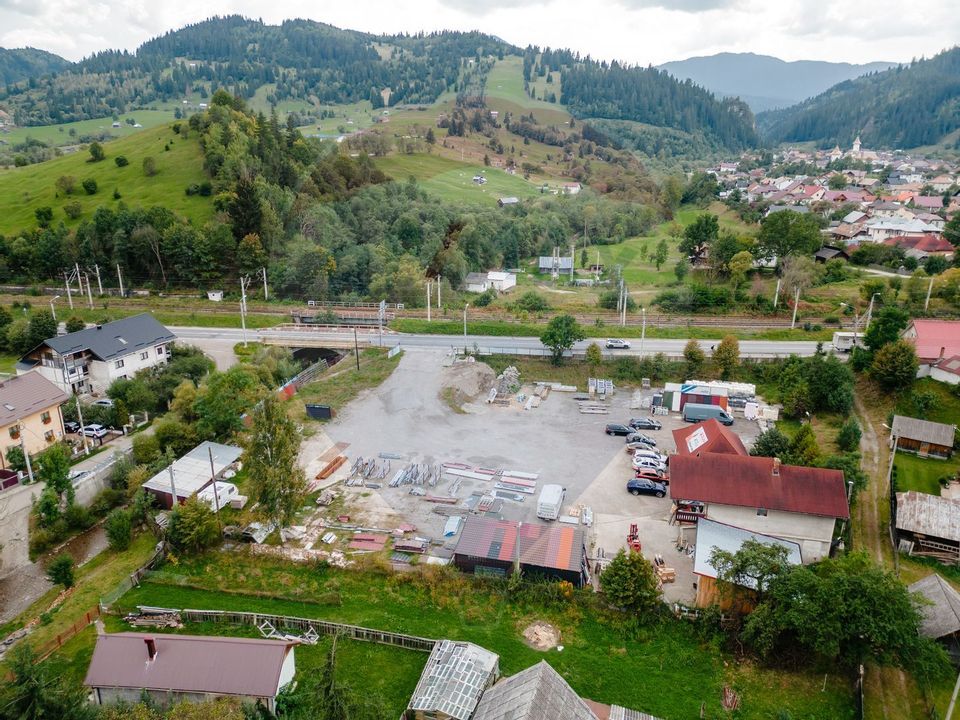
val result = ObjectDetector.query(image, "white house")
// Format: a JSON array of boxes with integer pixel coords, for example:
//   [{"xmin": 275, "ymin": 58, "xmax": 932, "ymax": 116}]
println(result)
[
  {"xmin": 670, "ymin": 454, "xmax": 849, "ymax": 563},
  {"xmin": 18, "ymin": 314, "xmax": 176, "ymax": 395},
  {"xmin": 464, "ymin": 271, "xmax": 517, "ymax": 293}
]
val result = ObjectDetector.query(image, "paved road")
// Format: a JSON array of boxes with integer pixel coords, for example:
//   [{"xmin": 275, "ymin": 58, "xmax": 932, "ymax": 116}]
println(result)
[{"xmin": 171, "ymin": 326, "xmax": 825, "ymax": 358}]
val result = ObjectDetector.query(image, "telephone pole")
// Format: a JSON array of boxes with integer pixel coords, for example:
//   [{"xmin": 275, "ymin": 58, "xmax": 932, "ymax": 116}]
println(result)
[
  {"xmin": 64, "ymin": 271, "xmax": 74, "ymax": 310},
  {"xmin": 790, "ymin": 286, "xmax": 801, "ymax": 329},
  {"xmin": 258, "ymin": 266, "xmax": 269, "ymax": 300},
  {"xmin": 92, "ymin": 264, "xmax": 103, "ymax": 295},
  {"xmin": 84, "ymin": 272, "xmax": 94, "ymax": 309},
  {"xmin": 239, "ymin": 275, "xmax": 250, "ymax": 347},
  {"xmin": 426, "ymin": 281, "xmax": 432, "ymax": 322},
  {"xmin": 116, "ymin": 264, "xmax": 125, "ymax": 297}
]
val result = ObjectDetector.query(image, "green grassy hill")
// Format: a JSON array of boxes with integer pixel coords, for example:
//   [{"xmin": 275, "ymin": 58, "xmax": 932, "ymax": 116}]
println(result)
[
  {"xmin": 0, "ymin": 124, "xmax": 213, "ymax": 235},
  {"xmin": 0, "ymin": 108, "xmax": 179, "ymax": 148},
  {"xmin": 375, "ymin": 154, "xmax": 541, "ymax": 204}
]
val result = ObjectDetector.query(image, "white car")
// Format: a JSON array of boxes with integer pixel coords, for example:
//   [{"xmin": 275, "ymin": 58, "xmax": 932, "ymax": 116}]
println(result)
[
  {"xmin": 633, "ymin": 448, "xmax": 668, "ymax": 463},
  {"xmin": 91, "ymin": 398, "xmax": 114, "ymax": 408},
  {"xmin": 81, "ymin": 424, "xmax": 108, "ymax": 439},
  {"xmin": 632, "ymin": 456, "xmax": 667, "ymax": 472},
  {"xmin": 605, "ymin": 339, "xmax": 631, "ymax": 349}
]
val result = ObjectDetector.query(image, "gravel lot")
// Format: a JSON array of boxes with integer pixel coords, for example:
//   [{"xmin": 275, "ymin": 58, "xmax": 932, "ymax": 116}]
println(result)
[{"xmin": 318, "ymin": 348, "xmax": 764, "ymax": 605}]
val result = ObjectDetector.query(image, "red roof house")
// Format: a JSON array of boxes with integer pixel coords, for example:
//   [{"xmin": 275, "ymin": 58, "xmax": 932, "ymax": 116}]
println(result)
[
  {"xmin": 902, "ymin": 320, "xmax": 960, "ymax": 366},
  {"xmin": 672, "ymin": 418, "xmax": 748, "ymax": 457},
  {"xmin": 669, "ymin": 454, "xmax": 848, "ymax": 562}
]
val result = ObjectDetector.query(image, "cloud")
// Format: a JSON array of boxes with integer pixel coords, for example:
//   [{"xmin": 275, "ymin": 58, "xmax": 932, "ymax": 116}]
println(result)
[
  {"xmin": 615, "ymin": 0, "xmax": 737, "ymax": 11},
  {"xmin": 435, "ymin": 0, "xmax": 551, "ymax": 15}
]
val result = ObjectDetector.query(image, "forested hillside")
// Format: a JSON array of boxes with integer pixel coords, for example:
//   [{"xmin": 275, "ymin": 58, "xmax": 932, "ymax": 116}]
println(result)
[
  {"xmin": 0, "ymin": 47, "xmax": 71, "ymax": 86},
  {"xmin": 758, "ymin": 47, "xmax": 960, "ymax": 148},
  {"xmin": 0, "ymin": 16, "xmax": 510, "ymax": 126}
]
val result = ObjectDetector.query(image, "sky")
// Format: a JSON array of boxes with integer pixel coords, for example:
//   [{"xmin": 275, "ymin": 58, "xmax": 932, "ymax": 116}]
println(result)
[{"xmin": 1, "ymin": 0, "xmax": 958, "ymax": 65}]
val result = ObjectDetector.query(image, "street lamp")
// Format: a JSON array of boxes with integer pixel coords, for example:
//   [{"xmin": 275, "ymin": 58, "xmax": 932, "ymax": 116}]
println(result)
[
  {"xmin": 49, "ymin": 295, "xmax": 61, "ymax": 322},
  {"xmin": 639, "ymin": 307, "xmax": 646, "ymax": 357},
  {"xmin": 463, "ymin": 303, "xmax": 469, "ymax": 338}
]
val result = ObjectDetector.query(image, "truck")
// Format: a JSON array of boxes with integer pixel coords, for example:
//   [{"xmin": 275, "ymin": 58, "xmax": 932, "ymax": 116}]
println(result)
[
  {"xmin": 682, "ymin": 402, "xmax": 734, "ymax": 426},
  {"xmin": 831, "ymin": 331, "xmax": 863, "ymax": 353},
  {"xmin": 536, "ymin": 484, "xmax": 566, "ymax": 521}
]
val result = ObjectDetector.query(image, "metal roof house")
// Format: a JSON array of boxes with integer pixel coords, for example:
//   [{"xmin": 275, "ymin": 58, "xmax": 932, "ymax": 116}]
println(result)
[
  {"xmin": 453, "ymin": 516, "xmax": 589, "ymax": 587},
  {"xmin": 891, "ymin": 415, "xmax": 956, "ymax": 459},
  {"xmin": 909, "ymin": 573, "xmax": 960, "ymax": 661},
  {"xmin": 472, "ymin": 661, "xmax": 597, "ymax": 720},
  {"xmin": 669, "ymin": 454, "xmax": 849, "ymax": 563},
  {"xmin": 84, "ymin": 632, "xmax": 297, "ymax": 712},
  {"xmin": 18, "ymin": 313, "xmax": 176, "ymax": 395},
  {"xmin": 142, "ymin": 441, "xmax": 243, "ymax": 509},
  {"xmin": 405, "ymin": 640, "xmax": 499, "ymax": 720},
  {"xmin": 895, "ymin": 491, "xmax": 960, "ymax": 563}
]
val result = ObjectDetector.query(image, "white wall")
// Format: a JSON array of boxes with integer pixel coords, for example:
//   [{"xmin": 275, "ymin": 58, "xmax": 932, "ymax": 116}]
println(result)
[
  {"xmin": 705, "ymin": 504, "xmax": 838, "ymax": 563},
  {"xmin": 88, "ymin": 344, "xmax": 170, "ymax": 394},
  {"xmin": 277, "ymin": 648, "xmax": 296, "ymax": 692}
]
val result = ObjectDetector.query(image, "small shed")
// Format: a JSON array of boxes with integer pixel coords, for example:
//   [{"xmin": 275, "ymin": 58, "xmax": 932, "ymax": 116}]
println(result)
[
  {"xmin": 909, "ymin": 574, "xmax": 960, "ymax": 659},
  {"xmin": 405, "ymin": 640, "xmax": 499, "ymax": 720},
  {"xmin": 141, "ymin": 441, "xmax": 243, "ymax": 509},
  {"xmin": 813, "ymin": 245, "xmax": 850, "ymax": 263},
  {"xmin": 895, "ymin": 491, "xmax": 960, "ymax": 563},
  {"xmin": 892, "ymin": 415, "xmax": 956, "ymax": 459},
  {"xmin": 497, "ymin": 197, "xmax": 519, "ymax": 207},
  {"xmin": 472, "ymin": 661, "xmax": 597, "ymax": 720}
]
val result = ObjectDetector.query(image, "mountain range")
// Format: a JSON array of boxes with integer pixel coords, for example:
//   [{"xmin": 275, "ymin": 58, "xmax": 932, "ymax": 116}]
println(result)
[
  {"xmin": 658, "ymin": 52, "xmax": 896, "ymax": 113},
  {"xmin": 0, "ymin": 47, "xmax": 71, "ymax": 86}
]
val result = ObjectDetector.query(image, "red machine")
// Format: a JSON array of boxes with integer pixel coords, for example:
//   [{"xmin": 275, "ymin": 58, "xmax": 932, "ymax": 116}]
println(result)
[{"xmin": 627, "ymin": 523, "xmax": 642, "ymax": 552}]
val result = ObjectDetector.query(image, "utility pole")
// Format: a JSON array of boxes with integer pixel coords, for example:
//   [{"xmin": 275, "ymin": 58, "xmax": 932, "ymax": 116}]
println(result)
[
  {"xmin": 773, "ymin": 278, "xmax": 781, "ymax": 310},
  {"xmin": 353, "ymin": 328, "xmax": 360, "ymax": 371},
  {"xmin": 93, "ymin": 265, "xmax": 103, "ymax": 295},
  {"xmin": 640, "ymin": 307, "xmax": 646, "ymax": 357},
  {"xmin": 569, "ymin": 242, "xmax": 575, "ymax": 281},
  {"xmin": 17, "ymin": 421, "xmax": 34, "ymax": 483},
  {"xmin": 463, "ymin": 304, "xmax": 469, "ymax": 337},
  {"xmin": 866, "ymin": 292, "xmax": 879, "ymax": 332},
  {"xmin": 426, "ymin": 281, "xmax": 432, "ymax": 322},
  {"xmin": 84, "ymin": 273, "xmax": 94, "ymax": 310},
  {"xmin": 74, "ymin": 394, "xmax": 90, "ymax": 456},
  {"xmin": 437, "ymin": 276, "xmax": 441, "ymax": 310},
  {"xmin": 378, "ymin": 300, "xmax": 385, "ymax": 348},
  {"xmin": 208, "ymin": 445, "xmax": 222, "ymax": 533},
  {"xmin": 64, "ymin": 271, "xmax": 74, "ymax": 310},
  {"xmin": 116, "ymin": 264, "xmax": 125, "ymax": 297},
  {"xmin": 924, "ymin": 276, "xmax": 934, "ymax": 312},
  {"xmin": 239, "ymin": 276, "xmax": 250, "ymax": 348},
  {"xmin": 259, "ymin": 266, "xmax": 269, "ymax": 300},
  {"xmin": 167, "ymin": 466, "xmax": 178, "ymax": 508},
  {"xmin": 790, "ymin": 286, "xmax": 800, "ymax": 329}
]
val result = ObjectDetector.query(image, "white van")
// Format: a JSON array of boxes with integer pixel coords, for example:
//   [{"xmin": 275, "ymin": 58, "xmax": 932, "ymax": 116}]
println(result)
[{"xmin": 536, "ymin": 484, "xmax": 566, "ymax": 521}]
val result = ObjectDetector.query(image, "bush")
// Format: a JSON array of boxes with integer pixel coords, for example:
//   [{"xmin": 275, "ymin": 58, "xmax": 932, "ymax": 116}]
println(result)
[
  {"xmin": 114, "ymin": 155, "xmax": 129, "ymax": 167},
  {"xmin": 82, "ymin": 178, "xmax": 97, "ymax": 195},
  {"xmin": 47, "ymin": 554, "xmax": 75, "ymax": 588},
  {"xmin": 599, "ymin": 289, "xmax": 637, "ymax": 312},
  {"xmin": 132, "ymin": 433, "xmax": 161, "ymax": 464},
  {"xmin": 142, "ymin": 156, "xmax": 157, "ymax": 176},
  {"xmin": 89, "ymin": 487, "xmax": 123, "ymax": 517},
  {"xmin": 600, "ymin": 549, "xmax": 661, "ymax": 615},
  {"xmin": 512, "ymin": 291, "xmax": 551, "ymax": 313},
  {"xmin": 166, "ymin": 497, "xmax": 220, "ymax": 555},
  {"xmin": 106, "ymin": 508, "xmax": 132, "ymax": 551},
  {"xmin": 837, "ymin": 418, "xmax": 862, "ymax": 452},
  {"xmin": 63, "ymin": 201, "xmax": 82, "ymax": 219},
  {"xmin": 471, "ymin": 288, "xmax": 496, "ymax": 307},
  {"xmin": 63, "ymin": 503, "xmax": 94, "ymax": 531},
  {"xmin": 872, "ymin": 340, "xmax": 919, "ymax": 390}
]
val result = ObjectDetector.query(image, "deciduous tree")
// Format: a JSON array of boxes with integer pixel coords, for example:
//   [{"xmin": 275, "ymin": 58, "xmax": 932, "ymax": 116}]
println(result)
[
  {"xmin": 539, "ymin": 314, "xmax": 586, "ymax": 365},
  {"xmin": 682, "ymin": 339, "xmax": 705, "ymax": 378},
  {"xmin": 871, "ymin": 339, "xmax": 919, "ymax": 390},
  {"xmin": 713, "ymin": 334, "xmax": 740, "ymax": 379}
]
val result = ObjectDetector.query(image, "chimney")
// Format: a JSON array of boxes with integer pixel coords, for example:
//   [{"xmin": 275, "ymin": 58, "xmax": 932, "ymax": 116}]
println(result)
[
  {"xmin": 940, "ymin": 346, "xmax": 946, "ymax": 362},
  {"xmin": 772, "ymin": 458, "xmax": 781, "ymax": 476},
  {"xmin": 144, "ymin": 636, "xmax": 157, "ymax": 661}
]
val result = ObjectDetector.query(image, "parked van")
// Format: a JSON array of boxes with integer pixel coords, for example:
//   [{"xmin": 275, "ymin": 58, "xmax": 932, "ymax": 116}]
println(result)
[
  {"xmin": 682, "ymin": 402, "xmax": 734, "ymax": 426},
  {"xmin": 536, "ymin": 484, "xmax": 566, "ymax": 521},
  {"xmin": 831, "ymin": 331, "xmax": 862, "ymax": 353}
]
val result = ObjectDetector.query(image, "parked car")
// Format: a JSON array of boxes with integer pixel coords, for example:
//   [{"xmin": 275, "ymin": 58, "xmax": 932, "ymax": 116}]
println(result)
[
  {"xmin": 625, "ymin": 432, "xmax": 656, "ymax": 446},
  {"xmin": 64, "ymin": 421, "xmax": 81, "ymax": 434},
  {"xmin": 634, "ymin": 468, "xmax": 669, "ymax": 485},
  {"xmin": 633, "ymin": 448, "xmax": 668, "ymax": 463},
  {"xmin": 605, "ymin": 339, "xmax": 631, "ymax": 349},
  {"xmin": 91, "ymin": 398, "xmax": 114, "ymax": 408},
  {"xmin": 632, "ymin": 456, "xmax": 667, "ymax": 472},
  {"xmin": 68, "ymin": 469, "xmax": 90, "ymax": 484},
  {"xmin": 629, "ymin": 417, "xmax": 662, "ymax": 431},
  {"xmin": 627, "ymin": 478, "xmax": 666, "ymax": 498},
  {"xmin": 605, "ymin": 423, "xmax": 633, "ymax": 436},
  {"xmin": 625, "ymin": 441, "xmax": 657, "ymax": 453},
  {"xmin": 81, "ymin": 424, "xmax": 108, "ymax": 439}
]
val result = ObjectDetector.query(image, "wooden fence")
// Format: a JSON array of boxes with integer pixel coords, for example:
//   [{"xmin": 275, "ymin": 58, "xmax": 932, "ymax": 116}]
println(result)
[
  {"xmin": 147, "ymin": 608, "xmax": 437, "ymax": 653},
  {"xmin": 34, "ymin": 606, "xmax": 101, "ymax": 661}
]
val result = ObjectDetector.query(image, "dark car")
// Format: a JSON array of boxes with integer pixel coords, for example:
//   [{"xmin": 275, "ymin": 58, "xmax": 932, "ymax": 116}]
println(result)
[
  {"xmin": 64, "ymin": 421, "xmax": 81, "ymax": 434},
  {"xmin": 605, "ymin": 423, "xmax": 632, "ymax": 436},
  {"xmin": 625, "ymin": 432, "xmax": 656, "ymax": 446},
  {"xmin": 627, "ymin": 478, "xmax": 667, "ymax": 498},
  {"xmin": 629, "ymin": 417, "xmax": 662, "ymax": 431}
]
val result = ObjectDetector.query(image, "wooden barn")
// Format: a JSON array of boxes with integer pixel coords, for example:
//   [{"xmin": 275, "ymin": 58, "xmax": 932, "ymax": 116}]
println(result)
[
  {"xmin": 891, "ymin": 415, "xmax": 956, "ymax": 459},
  {"xmin": 895, "ymin": 491, "xmax": 960, "ymax": 563},
  {"xmin": 909, "ymin": 574, "xmax": 960, "ymax": 661}
]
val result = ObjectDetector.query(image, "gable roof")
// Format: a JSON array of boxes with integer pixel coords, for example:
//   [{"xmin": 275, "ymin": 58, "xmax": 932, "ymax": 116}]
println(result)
[
  {"xmin": 454, "ymin": 516, "xmax": 585, "ymax": 573},
  {"xmin": 909, "ymin": 574, "xmax": 960, "ymax": 639},
  {"xmin": 669, "ymin": 454, "xmax": 849, "ymax": 519},
  {"xmin": 0, "ymin": 371, "xmax": 68, "ymax": 428},
  {"xmin": 38, "ymin": 313, "xmax": 175, "ymax": 362},
  {"xmin": 472, "ymin": 661, "xmax": 597, "ymax": 720},
  {"xmin": 891, "ymin": 415, "xmax": 956, "ymax": 447},
  {"xmin": 84, "ymin": 632, "xmax": 295, "ymax": 698},
  {"xmin": 408, "ymin": 640, "xmax": 499, "ymax": 720},
  {"xmin": 672, "ymin": 419, "xmax": 747, "ymax": 458},
  {"xmin": 902, "ymin": 320, "xmax": 960, "ymax": 363},
  {"xmin": 141, "ymin": 441, "xmax": 243, "ymax": 500},
  {"xmin": 693, "ymin": 518, "xmax": 802, "ymax": 585},
  {"xmin": 895, "ymin": 491, "xmax": 960, "ymax": 543},
  {"xmin": 934, "ymin": 355, "xmax": 960, "ymax": 379}
]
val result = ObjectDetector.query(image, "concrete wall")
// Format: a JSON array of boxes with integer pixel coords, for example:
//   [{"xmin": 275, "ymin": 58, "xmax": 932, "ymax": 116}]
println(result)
[
  {"xmin": 0, "ymin": 482, "xmax": 43, "ymax": 577},
  {"xmin": 94, "ymin": 687, "xmax": 274, "ymax": 712},
  {"xmin": 705, "ymin": 504, "xmax": 838, "ymax": 563}
]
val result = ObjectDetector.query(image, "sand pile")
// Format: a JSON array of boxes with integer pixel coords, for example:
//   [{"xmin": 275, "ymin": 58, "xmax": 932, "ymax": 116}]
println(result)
[
  {"xmin": 441, "ymin": 361, "xmax": 496, "ymax": 401},
  {"xmin": 522, "ymin": 621, "xmax": 561, "ymax": 651}
]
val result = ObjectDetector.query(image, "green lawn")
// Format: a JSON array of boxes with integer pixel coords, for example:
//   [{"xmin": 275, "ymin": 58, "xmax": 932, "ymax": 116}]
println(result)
[
  {"xmin": 0, "ymin": 124, "xmax": 213, "ymax": 235},
  {"xmin": 0, "ymin": 109, "xmax": 180, "ymax": 149},
  {"xmin": 0, "ymin": 352, "xmax": 17, "ymax": 375},
  {"xmin": 894, "ymin": 452, "xmax": 960, "ymax": 495},
  {"xmin": 485, "ymin": 56, "xmax": 567, "ymax": 119},
  {"xmin": 295, "ymin": 347, "xmax": 401, "ymax": 419},
  {"xmin": 895, "ymin": 378, "xmax": 960, "ymax": 427},
  {"xmin": 375, "ymin": 153, "xmax": 541, "ymax": 204}
]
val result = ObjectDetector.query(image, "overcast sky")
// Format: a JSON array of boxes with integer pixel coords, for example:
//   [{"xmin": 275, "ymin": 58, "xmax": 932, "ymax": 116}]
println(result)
[{"xmin": 1, "ymin": 0, "xmax": 957, "ymax": 65}]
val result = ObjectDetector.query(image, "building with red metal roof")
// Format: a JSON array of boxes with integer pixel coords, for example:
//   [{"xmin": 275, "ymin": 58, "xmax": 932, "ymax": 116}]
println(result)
[
  {"xmin": 672, "ymin": 418, "xmax": 748, "ymax": 458},
  {"xmin": 902, "ymin": 320, "xmax": 960, "ymax": 375},
  {"xmin": 453, "ymin": 516, "xmax": 588, "ymax": 587},
  {"xmin": 669, "ymin": 454, "xmax": 848, "ymax": 563},
  {"xmin": 85, "ymin": 632, "xmax": 297, "ymax": 712}
]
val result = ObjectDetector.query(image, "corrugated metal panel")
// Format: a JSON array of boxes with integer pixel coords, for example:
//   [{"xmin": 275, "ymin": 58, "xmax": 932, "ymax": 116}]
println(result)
[
  {"xmin": 454, "ymin": 517, "xmax": 585, "ymax": 573},
  {"xmin": 896, "ymin": 491, "xmax": 960, "ymax": 543}
]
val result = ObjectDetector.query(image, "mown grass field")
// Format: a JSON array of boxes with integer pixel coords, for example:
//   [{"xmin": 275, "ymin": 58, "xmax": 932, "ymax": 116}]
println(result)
[
  {"xmin": 484, "ymin": 56, "xmax": 567, "ymax": 119},
  {"xmin": 894, "ymin": 452, "xmax": 960, "ymax": 495},
  {"xmin": 376, "ymin": 153, "xmax": 541, "ymax": 204},
  {"xmin": 0, "ymin": 124, "xmax": 213, "ymax": 235},
  {"xmin": 0, "ymin": 109, "xmax": 179, "ymax": 149},
  {"xmin": 113, "ymin": 551, "xmax": 856, "ymax": 720}
]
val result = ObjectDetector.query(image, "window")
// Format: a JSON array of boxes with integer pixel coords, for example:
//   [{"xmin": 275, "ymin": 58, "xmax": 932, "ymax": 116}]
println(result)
[
  {"xmin": 8, "ymin": 425, "xmax": 20, "ymax": 440},
  {"xmin": 155, "ymin": 345, "xmax": 165, "ymax": 355},
  {"xmin": 114, "ymin": 359, "xmax": 125, "ymax": 369},
  {"xmin": 44, "ymin": 430, "xmax": 55, "ymax": 443},
  {"xmin": 756, "ymin": 508, "xmax": 768, "ymax": 516},
  {"xmin": 40, "ymin": 411, "xmax": 51, "ymax": 425},
  {"xmin": 140, "ymin": 351, "xmax": 149, "ymax": 361}
]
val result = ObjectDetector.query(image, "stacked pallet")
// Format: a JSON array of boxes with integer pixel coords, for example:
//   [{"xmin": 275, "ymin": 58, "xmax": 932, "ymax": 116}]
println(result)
[{"xmin": 348, "ymin": 533, "xmax": 388, "ymax": 551}]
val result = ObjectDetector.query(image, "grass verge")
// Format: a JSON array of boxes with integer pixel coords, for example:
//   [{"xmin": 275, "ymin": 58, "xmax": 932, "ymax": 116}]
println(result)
[{"xmin": 295, "ymin": 348, "xmax": 402, "ymax": 418}]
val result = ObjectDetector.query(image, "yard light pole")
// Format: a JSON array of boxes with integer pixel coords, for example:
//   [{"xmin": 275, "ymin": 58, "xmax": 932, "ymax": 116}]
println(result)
[
  {"xmin": 639, "ymin": 307, "xmax": 646, "ymax": 357},
  {"xmin": 463, "ymin": 304, "xmax": 469, "ymax": 338},
  {"xmin": 865, "ymin": 292, "xmax": 881, "ymax": 333},
  {"xmin": 49, "ymin": 295, "xmax": 60, "ymax": 323}
]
